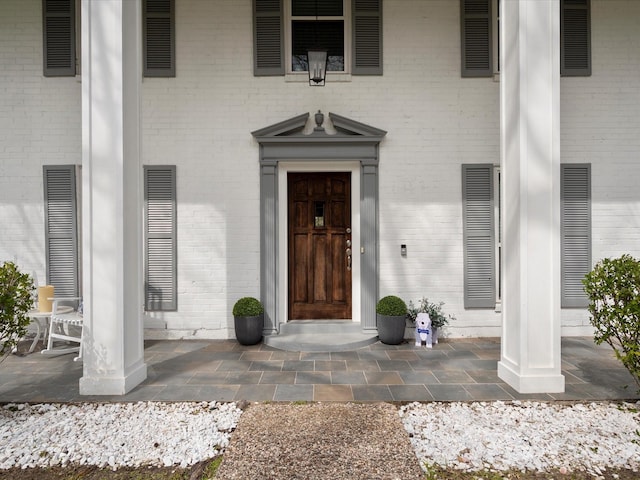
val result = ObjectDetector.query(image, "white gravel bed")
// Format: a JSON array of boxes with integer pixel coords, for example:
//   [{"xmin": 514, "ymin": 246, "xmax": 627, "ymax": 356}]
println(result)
[
  {"xmin": 1, "ymin": 400, "xmax": 640, "ymax": 475},
  {"xmin": 400, "ymin": 400, "xmax": 640, "ymax": 476},
  {"xmin": 0, "ymin": 402, "xmax": 242, "ymax": 470}
]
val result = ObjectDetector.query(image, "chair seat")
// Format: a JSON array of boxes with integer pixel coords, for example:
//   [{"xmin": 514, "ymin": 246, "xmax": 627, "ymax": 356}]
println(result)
[{"xmin": 52, "ymin": 312, "xmax": 83, "ymax": 326}]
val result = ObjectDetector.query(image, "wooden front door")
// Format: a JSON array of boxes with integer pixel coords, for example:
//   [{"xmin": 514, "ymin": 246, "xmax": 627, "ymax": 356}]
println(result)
[{"xmin": 288, "ymin": 172, "xmax": 352, "ymax": 319}]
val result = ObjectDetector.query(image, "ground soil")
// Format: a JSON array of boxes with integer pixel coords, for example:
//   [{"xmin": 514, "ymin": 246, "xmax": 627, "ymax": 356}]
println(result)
[
  {"xmin": 0, "ymin": 459, "xmax": 218, "ymax": 480},
  {"xmin": 0, "ymin": 464, "xmax": 638, "ymax": 479}
]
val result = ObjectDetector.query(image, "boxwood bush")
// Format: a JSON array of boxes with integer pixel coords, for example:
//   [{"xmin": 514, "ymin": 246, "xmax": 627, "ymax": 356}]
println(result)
[
  {"xmin": 583, "ymin": 254, "xmax": 640, "ymax": 391},
  {"xmin": 376, "ymin": 295, "xmax": 407, "ymax": 317},
  {"xmin": 232, "ymin": 297, "xmax": 264, "ymax": 317}
]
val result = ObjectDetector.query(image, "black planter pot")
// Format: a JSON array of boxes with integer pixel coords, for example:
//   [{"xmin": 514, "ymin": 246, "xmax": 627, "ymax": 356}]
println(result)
[
  {"xmin": 234, "ymin": 314, "xmax": 264, "ymax": 345},
  {"xmin": 377, "ymin": 314, "xmax": 406, "ymax": 345}
]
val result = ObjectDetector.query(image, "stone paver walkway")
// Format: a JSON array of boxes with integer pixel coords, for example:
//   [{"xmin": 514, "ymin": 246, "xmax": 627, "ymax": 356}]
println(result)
[{"xmin": 1, "ymin": 337, "xmax": 637, "ymax": 403}]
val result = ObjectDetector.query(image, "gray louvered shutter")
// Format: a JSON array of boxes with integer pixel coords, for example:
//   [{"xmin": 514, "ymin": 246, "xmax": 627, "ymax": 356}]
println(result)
[
  {"xmin": 462, "ymin": 165, "xmax": 495, "ymax": 308},
  {"xmin": 43, "ymin": 165, "xmax": 79, "ymax": 297},
  {"xmin": 144, "ymin": 0, "xmax": 175, "ymax": 77},
  {"xmin": 561, "ymin": 0, "xmax": 591, "ymax": 76},
  {"xmin": 254, "ymin": 0, "xmax": 284, "ymax": 76},
  {"xmin": 460, "ymin": 0, "xmax": 492, "ymax": 78},
  {"xmin": 352, "ymin": 0, "xmax": 382, "ymax": 75},
  {"xmin": 561, "ymin": 164, "xmax": 591, "ymax": 308},
  {"xmin": 42, "ymin": 0, "xmax": 76, "ymax": 76},
  {"xmin": 144, "ymin": 166, "xmax": 177, "ymax": 311}
]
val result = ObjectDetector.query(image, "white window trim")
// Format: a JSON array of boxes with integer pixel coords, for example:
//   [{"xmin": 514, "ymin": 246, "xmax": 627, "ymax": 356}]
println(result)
[
  {"xmin": 492, "ymin": 0, "xmax": 500, "ymax": 79},
  {"xmin": 283, "ymin": 0, "xmax": 352, "ymax": 79},
  {"xmin": 493, "ymin": 165, "xmax": 501, "ymax": 311}
]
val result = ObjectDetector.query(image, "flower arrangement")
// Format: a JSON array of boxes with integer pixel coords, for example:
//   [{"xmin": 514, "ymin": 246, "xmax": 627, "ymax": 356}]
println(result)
[{"xmin": 406, "ymin": 297, "xmax": 455, "ymax": 330}]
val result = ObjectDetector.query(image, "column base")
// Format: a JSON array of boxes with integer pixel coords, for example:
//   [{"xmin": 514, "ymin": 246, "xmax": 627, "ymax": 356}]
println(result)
[
  {"xmin": 79, "ymin": 360, "xmax": 147, "ymax": 396},
  {"xmin": 498, "ymin": 360, "xmax": 565, "ymax": 394}
]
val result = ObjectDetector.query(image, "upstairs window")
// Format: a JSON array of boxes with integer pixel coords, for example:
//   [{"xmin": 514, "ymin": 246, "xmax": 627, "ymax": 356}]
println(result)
[
  {"xmin": 561, "ymin": 0, "xmax": 591, "ymax": 76},
  {"xmin": 254, "ymin": 0, "xmax": 382, "ymax": 77},
  {"xmin": 143, "ymin": 0, "xmax": 176, "ymax": 77},
  {"xmin": 290, "ymin": 0, "xmax": 346, "ymax": 73},
  {"xmin": 43, "ymin": 0, "xmax": 175, "ymax": 78},
  {"xmin": 460, "ymin": 0, "xmax": 493, "ymax": 77},
  {"xmin": 43, "ymin": 0, "xmax": 76, "ymax": 76},
  {"xmin": 461, "ymin": 0, "xmax": 591, "ymax": 78}
]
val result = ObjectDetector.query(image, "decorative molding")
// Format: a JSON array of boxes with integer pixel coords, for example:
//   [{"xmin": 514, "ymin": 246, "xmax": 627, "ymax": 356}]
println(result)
[{"xmin": 253, "ymin": 112, "xmax": 386, "ymax": 334}]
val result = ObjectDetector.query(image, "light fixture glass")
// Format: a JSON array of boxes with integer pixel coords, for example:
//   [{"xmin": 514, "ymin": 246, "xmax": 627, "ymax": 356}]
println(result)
[{"xmin": 308, "ymin": 48, "xmax": 328, "ymax": 86}]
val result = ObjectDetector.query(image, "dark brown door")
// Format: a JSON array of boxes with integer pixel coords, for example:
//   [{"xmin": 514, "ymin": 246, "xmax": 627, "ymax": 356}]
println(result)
[{"xmin": 288, "ymin": 172, "xmax": 352, "ymax": 319}]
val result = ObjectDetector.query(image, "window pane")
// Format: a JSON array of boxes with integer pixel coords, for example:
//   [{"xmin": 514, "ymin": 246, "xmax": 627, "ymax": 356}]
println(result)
[
  {"xmin": 292, "ymin": 0, "xmax": 342, "ymax": 17},
  {"xmin": 292, "ymin": 21, "xmax": 344, "ymax": 71},
  {"xmin": 314, "ymin": 201, "xmax": 325, "ymax": 227}
]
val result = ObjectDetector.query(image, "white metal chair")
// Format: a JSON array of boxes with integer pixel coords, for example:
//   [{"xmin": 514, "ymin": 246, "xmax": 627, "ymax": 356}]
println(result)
[{"xmin": 41, "ymin": 297, "xmax": 83, "ymax": 361}]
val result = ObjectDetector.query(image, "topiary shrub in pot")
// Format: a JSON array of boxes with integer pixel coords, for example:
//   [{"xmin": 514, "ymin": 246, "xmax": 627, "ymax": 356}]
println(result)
[
  {"xmin": 376, "ymin": 295, "xmax": 408, "ymax": 345},
  {"xmin": 232, "ymin": 297, "xmax": 265, "ymax": 346}
]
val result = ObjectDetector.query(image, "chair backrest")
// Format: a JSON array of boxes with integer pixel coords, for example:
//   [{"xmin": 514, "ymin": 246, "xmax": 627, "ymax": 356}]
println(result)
[{"xmin": 51, "ymin": 297, "xmax": 83, "ymax": 320}]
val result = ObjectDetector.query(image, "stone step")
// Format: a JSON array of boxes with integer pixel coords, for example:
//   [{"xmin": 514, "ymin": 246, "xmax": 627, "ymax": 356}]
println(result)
[{"xmin": 264, "ymin": 321, "xmax": 379, "ymax": 352}]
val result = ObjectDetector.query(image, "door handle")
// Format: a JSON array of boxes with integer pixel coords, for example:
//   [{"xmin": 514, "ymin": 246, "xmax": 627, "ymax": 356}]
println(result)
[{"xmin": 346, "ymin": 248, "xmax": 352, "ymax": 271}]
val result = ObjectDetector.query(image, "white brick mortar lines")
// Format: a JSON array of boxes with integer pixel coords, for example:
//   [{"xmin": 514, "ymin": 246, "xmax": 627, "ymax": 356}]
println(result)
[
  {"xmin": 2, "ymin": 1, "xmax": 640, "ymax": 337},
  {"xmin": 0, "ymin": 0, "xmax": 80, "ymax": 282}
]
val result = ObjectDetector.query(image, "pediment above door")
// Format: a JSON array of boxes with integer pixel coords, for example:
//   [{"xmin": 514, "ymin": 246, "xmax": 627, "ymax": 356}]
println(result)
[{"xmin": 251, "ymin": 112, "xmax": 387, "ymax": 162}]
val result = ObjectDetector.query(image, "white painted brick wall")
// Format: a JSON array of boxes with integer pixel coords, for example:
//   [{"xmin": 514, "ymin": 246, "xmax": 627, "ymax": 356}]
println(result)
[
  {"xmin": 2, "ymin": 0, "xmax": 639, "ymax": 338},
  {"xmin": 0, "ymin": 0, "xmax": 81, "ymax": 286},
  {"xmin": 561, "ymin": 0, "xmax": 640, "ymax": 333}
]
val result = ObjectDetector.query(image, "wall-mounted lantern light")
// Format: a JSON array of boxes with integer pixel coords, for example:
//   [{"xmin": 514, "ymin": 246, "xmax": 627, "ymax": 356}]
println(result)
[
  {"xmin": 307, "ymin": 0, "xmax": 327, "ymax": 86},
  {"xmin": 308, "ymin": 48, "xmax": 328, "ymax": 86}
]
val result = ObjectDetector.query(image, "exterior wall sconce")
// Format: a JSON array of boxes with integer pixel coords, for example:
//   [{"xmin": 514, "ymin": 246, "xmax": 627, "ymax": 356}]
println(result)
[
  {"xmin": 307, "ymin": 0, "xmax": 327, "ymax": 86},
  {"xmin": 308, "ymin": 48, "xmax": 328, "ymax": 86}
]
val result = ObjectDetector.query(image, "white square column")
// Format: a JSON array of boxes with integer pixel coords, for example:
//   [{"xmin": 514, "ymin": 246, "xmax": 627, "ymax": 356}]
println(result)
[
  {"xmin": 79, "ymin": 0, "xmax": 147, "ymax": 395},
  {"xmin": 498, "ymin": 0, "xmax": 565, "ymax": 393}
]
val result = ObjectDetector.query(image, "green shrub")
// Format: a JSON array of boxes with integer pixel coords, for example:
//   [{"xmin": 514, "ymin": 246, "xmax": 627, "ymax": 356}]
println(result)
[
  {"xmin": 582, "ymin": 254, "xmax": 640, "ymax": 391},
  {"xmin": 232, "ymin": 297, "xmax": 264, "ymax": 317},
  {"xmin": 406, "ymin": 297, "xmax": 455, "ymax": 329},
  {"xmin": 376, "ymin": 295, "xmax": 407, "ymax": 316},
  {"xmin": 0, "ymin": 262, "xmax": 35, "ymax": 358}
]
